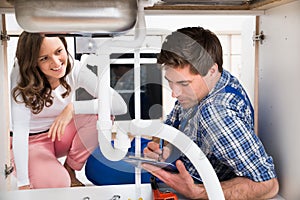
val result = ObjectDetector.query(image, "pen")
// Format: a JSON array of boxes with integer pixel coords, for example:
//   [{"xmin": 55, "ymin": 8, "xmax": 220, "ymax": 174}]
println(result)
[{"xmin": 158, "ymin": 139, "xmax": 164, "ymax": 162}]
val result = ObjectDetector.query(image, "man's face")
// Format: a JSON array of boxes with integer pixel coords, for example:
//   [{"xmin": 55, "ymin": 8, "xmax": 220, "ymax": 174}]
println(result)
[{"xmin": 164, "ymin": 65, "xmax": 209, "ymax": 109}]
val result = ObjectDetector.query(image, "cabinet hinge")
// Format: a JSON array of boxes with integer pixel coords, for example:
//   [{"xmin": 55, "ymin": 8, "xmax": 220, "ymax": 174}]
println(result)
[
  {"xmin": 252, "ymin": 31, "xmax": 265, "ymax": 45},
  {"xmin": 1, "ymin": 31, "xmax": 10, "ymax": 42},
  {"xmin": 5, "ymin": 164, "xmax": 14, "ymax": 179}
]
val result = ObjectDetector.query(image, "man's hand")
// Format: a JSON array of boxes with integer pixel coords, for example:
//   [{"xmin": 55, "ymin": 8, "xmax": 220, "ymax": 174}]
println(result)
[
  {"xmin": 142, "ymin": 160, "xmax": 206, "ymax": 199},
  {"xmin": 143, "ymin": 159, "xmax": 279, "ymax": 199},
  {"xmin": 143, "ymin": 141, "xmax": 171, "ymax": 162},
  {"xmin": 48, "ymin": 103, "xmax": 74, "ymax": 142}
]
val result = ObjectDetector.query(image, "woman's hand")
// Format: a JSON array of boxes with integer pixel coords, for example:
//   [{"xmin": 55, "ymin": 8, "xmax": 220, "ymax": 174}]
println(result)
[
  {"xmin": 142, "ymin": 160, "xmax": 206, "ymax": 199},
  {"xmin": 143, "ymin": 141, "xmax": 171, "ymax": 162},
  {"xmin": 48, "ymin": 103, "xmax": 74, "ymax": 142}
]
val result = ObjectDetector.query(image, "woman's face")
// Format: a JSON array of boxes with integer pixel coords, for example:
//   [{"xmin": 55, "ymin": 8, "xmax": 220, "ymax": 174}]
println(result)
[{"xmin": 37, "ymin": 37, "xmax": 68, "ymax": 88}]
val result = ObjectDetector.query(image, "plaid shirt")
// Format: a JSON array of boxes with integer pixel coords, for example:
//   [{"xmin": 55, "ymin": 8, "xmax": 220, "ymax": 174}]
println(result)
[{"xmin": 165, "ymin": 70, "xmax": 277, "ymax": 182}]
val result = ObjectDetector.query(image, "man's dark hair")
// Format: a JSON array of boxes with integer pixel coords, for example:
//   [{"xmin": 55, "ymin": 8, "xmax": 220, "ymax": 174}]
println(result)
[{"xmin": 157, "ymin": 27, "xmax": 223, "ymax": 76}]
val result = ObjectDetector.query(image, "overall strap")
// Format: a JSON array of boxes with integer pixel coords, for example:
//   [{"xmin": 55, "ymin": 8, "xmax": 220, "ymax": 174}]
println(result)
[
  {"xmin": 224, "ymin": 85, "xmax": 254, "ymax": 121},
  {"xmin": 179, "ymin": 106, "xmax": 199, "ymax": 131}
]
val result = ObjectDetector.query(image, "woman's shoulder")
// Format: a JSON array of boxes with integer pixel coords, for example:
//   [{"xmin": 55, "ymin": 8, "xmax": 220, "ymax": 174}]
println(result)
[
  {"xmin": 66, "ymin": 59, "xmax": 81, "ymax": 84},
  {"xmin": 69, "ymin": 54, "xmax": 91, "ymax": 78}
]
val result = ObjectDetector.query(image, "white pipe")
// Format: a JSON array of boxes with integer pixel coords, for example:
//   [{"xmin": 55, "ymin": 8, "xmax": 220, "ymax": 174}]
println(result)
[
  {"xmin": 133, "ymin": 47, "xmax": 142, "ymax": 197},
  {"xmin": 97, "ymin": 51, "xmax": 128, "ymax": 161},
  {"xmin": 96, "ymin": 1, "xmax": 224, "ymax": 198},
  {"xmin": 97, "ymin": 0, "xmax": 147, "ymax": 161},
  {"xmin": 113, "ymin": 121, "xmax": 131, "ymax": 151},
  {"xmin": 123, "ymin": 119, "xmax": 225, "ymax": 200},
  {"xmin": 110, "ymin": 2, "xmax": 146, "ymax": 48},
  {"xmin": 96, "ymin": 3, "xmax": 148, "ymax": 198}
]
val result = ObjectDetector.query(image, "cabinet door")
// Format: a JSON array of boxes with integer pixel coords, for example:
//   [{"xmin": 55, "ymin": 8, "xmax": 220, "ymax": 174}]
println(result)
[
  {"xmin": 257, "ymin": 1, "xmax": 300, "ymax": 199},
  {"xmin": 0, "ymin": 14, "xmax": 11, "ymax": 195}
]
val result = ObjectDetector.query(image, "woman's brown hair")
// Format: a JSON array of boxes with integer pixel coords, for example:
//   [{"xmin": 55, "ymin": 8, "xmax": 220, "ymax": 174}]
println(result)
[{"xmin": 12, "ymin": 31, "xmax": 73, "ymax": 114}]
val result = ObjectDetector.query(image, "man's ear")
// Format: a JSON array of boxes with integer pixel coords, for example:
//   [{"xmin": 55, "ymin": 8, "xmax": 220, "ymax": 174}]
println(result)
[{"xmin": 207, "ymin": 64, "xmax": 218, "ymax": 77}]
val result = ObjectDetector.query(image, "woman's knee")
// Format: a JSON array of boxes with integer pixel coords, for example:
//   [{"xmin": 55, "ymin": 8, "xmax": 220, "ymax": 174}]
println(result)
[{"xmin": 30, "ymin": 165, "xmax": 71, "ymax": 189}]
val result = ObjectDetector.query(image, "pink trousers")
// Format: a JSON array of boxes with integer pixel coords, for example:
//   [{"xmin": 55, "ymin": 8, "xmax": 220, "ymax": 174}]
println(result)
[{"xmin": 11, "ymin": 114, "xmax": 98, "ymax": 189}]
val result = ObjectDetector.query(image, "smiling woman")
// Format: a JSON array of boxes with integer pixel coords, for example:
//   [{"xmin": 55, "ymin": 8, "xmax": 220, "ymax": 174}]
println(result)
[
  {"xmin": 10, "ymin": 31, "xmax": 127, "ymax": 190},
  {"xmin": 12, "ymin": 33, "xmax": 73, "ymax": 115}
]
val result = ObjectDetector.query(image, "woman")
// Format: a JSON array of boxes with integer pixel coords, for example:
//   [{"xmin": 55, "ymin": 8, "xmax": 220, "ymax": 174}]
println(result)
[{"xmin": 10, "ymin": 31, "xmax": 126, "ymax": 189}]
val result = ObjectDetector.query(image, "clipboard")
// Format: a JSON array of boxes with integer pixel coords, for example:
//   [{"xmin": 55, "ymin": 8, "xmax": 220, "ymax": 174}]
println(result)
[{"xmin": 122, "ymin": 155, "xmax": 202, "ymax": 182}]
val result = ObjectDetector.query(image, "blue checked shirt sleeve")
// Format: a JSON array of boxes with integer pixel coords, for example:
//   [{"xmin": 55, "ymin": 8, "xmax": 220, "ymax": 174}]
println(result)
[{"xmin": 200, "ymin": 93, "xmax": 277, "ymax": 182}]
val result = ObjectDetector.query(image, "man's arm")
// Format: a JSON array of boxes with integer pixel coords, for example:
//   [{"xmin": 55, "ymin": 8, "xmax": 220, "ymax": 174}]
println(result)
[
  {"xmin": 220, "ymin": 177, "xmax": 279, "ymax": 200},
  {"xmin": 142, "ymin": 160, "xmax": 279, "ymax": 200}
]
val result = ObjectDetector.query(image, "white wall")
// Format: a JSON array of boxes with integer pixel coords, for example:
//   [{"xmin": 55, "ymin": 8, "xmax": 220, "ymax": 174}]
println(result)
[
  {"xmin": 240, "ymin": 18, "xmax": 256, "ymax": 105},
  {"xmin": 258, "ymin": 1, "xmax": 300, "ymax": 199},
  {"xmin": 145, "ymin": 14, "xmax": 254, "ymax": 33}
]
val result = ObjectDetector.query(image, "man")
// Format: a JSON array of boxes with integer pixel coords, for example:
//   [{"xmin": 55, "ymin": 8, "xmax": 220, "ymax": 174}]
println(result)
[{"xmin": 143, "ymin": 27, "xmax": 279, "ymax": 199}]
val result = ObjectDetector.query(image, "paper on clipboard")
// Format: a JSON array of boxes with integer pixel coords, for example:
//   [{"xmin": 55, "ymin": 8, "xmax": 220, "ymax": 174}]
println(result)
[{"xmin": 122, "ymin": 155, "xmax": 179, "ymax": 173}]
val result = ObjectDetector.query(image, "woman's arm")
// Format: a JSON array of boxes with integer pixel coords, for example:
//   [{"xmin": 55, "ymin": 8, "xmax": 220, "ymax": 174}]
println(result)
[
  {"xmin": 11, "ymin": 65, "xmax": 31, "ymax": 188},
  {"xmin": 48, "ymin": 103, "xmax": 74, "ymax": 142},
  {"xmin": 73, "ymin": 89, "xmax": 127, "ymax": 116},
  {"xmin": 72, "ymin": 57, "xmax": 127, "ymax": 115}
]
